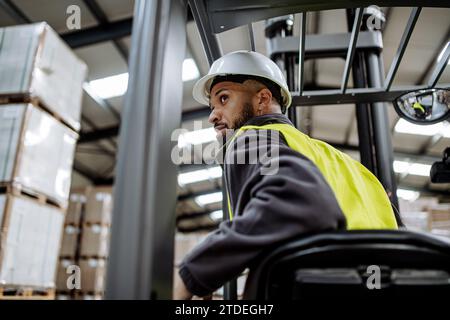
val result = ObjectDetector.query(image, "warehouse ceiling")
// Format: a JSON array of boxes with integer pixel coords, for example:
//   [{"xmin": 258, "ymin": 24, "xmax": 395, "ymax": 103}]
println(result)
[{"xmin": 0, "ymin": 1, "xmax": 449, "ymax": 232}]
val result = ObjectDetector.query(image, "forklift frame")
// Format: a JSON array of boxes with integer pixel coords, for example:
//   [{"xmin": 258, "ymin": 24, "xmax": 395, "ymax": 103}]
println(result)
[{"xmin": 106, "ymin": 0, "xmax": 450, "ymax": 299}]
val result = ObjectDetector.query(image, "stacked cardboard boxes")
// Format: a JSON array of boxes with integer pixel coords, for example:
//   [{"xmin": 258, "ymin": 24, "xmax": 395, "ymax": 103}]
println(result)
[
  {"xmin": 0, "ymin": 22, "xmax": 87, "ymax": 298},
  {"xmin": 56, "ymin": 186, "xmax": 113, "ymax": 299},
  {"xmin": 400, "ymin": 197, "xmax": 450, "ymax": 237}
]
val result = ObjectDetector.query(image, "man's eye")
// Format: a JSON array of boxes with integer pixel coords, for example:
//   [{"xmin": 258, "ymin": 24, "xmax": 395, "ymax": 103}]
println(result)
[{"xmin": 220, "ymin": 95, "xmax": 228, "ymax": 104}]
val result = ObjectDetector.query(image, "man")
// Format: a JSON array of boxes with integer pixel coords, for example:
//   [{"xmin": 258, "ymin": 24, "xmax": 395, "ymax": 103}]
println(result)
[{"xmin": 174, "ymin": 50, "xmax": 398, "ymax": 299}]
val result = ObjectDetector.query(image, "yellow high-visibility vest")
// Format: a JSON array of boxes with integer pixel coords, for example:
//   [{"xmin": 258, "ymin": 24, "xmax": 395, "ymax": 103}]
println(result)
[{"xmin": 225, "ymin": 123, "xmax": 398, "ymax": 230}]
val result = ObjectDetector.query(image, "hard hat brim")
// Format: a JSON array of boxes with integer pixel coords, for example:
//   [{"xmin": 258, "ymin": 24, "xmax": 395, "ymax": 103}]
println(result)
[{"xmin": 192, "ymin": 73, "xmax": 216, "ymax": 107}]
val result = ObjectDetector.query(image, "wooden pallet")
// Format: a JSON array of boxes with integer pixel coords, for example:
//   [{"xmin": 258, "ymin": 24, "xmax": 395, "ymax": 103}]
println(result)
[
  {"xmin": 0, "ymin": 93, "xmax": 79, "ymax": 133},
  {"xmin": 79, "ymin": 255, "xmax": 108, "ymax": 260},
  {"xmin": 83, "ymin": 221, "xmax": 112, "ymax": 228},
  {"xmin": 0, "ymin": 287, "xmax": 55, "ymax": 300},
  {"xmin": 0, "ymin": 182, "xmax": 64, "ymax": 210},
  {"xmin": 74, "ymin": 291, "xmax": 104, "ymax": 300}
]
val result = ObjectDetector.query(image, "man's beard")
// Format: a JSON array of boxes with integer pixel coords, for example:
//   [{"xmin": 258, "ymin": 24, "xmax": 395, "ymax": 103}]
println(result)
[
  {"xmin": 233, "ymin": 102, "xmax": 255, "ymax": 129},
  {"xmin": 216, "ymin": 102, "xmax": 255, "ymax": 147}
]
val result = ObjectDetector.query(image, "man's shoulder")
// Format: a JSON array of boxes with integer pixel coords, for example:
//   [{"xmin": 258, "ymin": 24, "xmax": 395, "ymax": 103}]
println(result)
[{"xmin": 230, "ymin": 127, "xmax": 288, "ymax": 149}]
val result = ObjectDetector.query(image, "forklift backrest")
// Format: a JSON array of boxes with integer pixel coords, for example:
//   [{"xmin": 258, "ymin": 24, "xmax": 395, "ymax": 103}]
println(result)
[{"xmin": 244, "ymin": 230, "xmax": 450, "ymax": 299}]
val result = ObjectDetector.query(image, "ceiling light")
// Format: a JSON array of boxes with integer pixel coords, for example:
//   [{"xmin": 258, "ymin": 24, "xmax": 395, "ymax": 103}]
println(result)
[
  {"xmin": 393, "ymin": 160, "xmax": 431, "ymax": 177},
  {"xmin": 397, "ymin": 189, "xmax": 420, "ymax": 201},
  {"xmin": 209, "ymin": 210, "xmax": 223, "ymax": 221},
  {"xmin": 394, "ymin": 119, "xmax": 450, "ymax": 137},
  {"xmin": 182, "ymin": 58, "xmax": 200, "ymax": 81},
  {"xmin": 408, "ymin": 163, "xmax": 432, "ymax": 176},
  {"xmin": 178, "ymin": 127, "xmax": 216, "ymax": 148},
  {"xmin": 178, "ymin": 166, "xmax": 222, "ymax": 186},
  {"xmin": 195, "ymin": 192, "xmax": 223, "ymax": 206},
  {"xmin": 393, "ymin": 160, "xmax": 410, "ymax": 174},
  {"xmin": 87, "ymin": 73, "xmax": 129, "ymax": 99},
  {"xmin": 85, "ymin": 59, "xmax": 200, "ymax": 100}
]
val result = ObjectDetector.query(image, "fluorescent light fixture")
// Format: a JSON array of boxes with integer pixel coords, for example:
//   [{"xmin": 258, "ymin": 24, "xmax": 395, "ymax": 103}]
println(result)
[
  {"xmin": 178, "ymin": 166, "xmax": 222, "ymax": 186},
  {"xmin": 394, "ymin": 119, "xmax": 450, "ymax": 137},
  {"xmin": 88, "ymin": 73, "xmax": 129, "ymax": 99},
  {"xmin": 182, "ymin": 58, "xmax": 200, "ymax": 81},
  {"xmin": 209, "ymin": 210, "xmax": 223, "ymax": 221},
  {"xmin": 408, "ymin": 163, "xmax": 432, "ymax": 176},
  {"xmin": 397, "ymin": 189, "xmax": 420, "ymax": 201},
  {"xmin": 393, "ymin": 160, "xmax": 431, "ymax": 177},
  {"xmin": 393, "ymin": 160, "xmax": 410, "ymax": 174},
  {"xmin": 178, "ymin": 127, "xmax": 216, "ymax": 148},
  {"xmin": 437, "ymin": 43, "xmax": 450, "ymax": 65},
  {"xmin": 195, "ymin": 192, "xmax": 223, "ymax": 206},
  {"xmin": 86, "ymin": 59, "xmax": 199, "ymax": 100}
]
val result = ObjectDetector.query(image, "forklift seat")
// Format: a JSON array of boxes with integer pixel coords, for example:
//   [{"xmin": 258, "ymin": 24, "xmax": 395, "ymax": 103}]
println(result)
[{"xmin": 244, "ymin": 230, "xmax": 450, "ymax": 299}]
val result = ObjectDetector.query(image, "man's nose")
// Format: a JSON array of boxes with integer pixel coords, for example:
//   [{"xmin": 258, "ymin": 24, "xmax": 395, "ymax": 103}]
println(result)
[{"xmin": 208, "ymin": 108, "xmax": 219, "ymax": 124}]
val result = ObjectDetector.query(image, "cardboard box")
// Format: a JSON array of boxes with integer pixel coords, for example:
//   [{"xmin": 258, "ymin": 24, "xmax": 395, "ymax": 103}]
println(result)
[
  {"xmin": 80, "ymin": 224, "xmax": 109, "ymax": 258},
  {"xmin": 56, "ymin": 259, "xmax": 76, "ymax": 291},
  {"xmin": 400, "ymin": 211, "xmax": 430, "ymax": 232},
  {"xmin": 0, "ymin": 103, "xmax": 78, "ymax": 208},
  {"xmin": 66, "ymin": 193, "xmax": 86, "ymax": 226},
  {"xmin": 0, "ymin": 23, "xmax": 87, "ymax": 131},
  {"xmin": 59, "ymin": 226, "xmax": 80, "ymax": 258},
  {"xmin": 79, "ymin": 258, "xmax": 106, "ymax": 293},
  {"xmin": 174, "ymin": 232, "xmax": 208, "ymax": 266},
  {"xmin": 84, "ymin": 186, "xmax": 113, "ymax": 225},
  {"xmin": 0, "ymin": 193, "xmax": 64, "ymax": 288}
]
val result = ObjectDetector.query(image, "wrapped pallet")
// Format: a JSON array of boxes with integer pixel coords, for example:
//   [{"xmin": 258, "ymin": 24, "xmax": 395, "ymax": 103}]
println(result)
[
  {"xmin": 0, "ymin": 22, "xmax": 87, "ymax": 131},
  {"xmin": 0, "ymin": 103, "xmax": 77, "ymax": 208},
  {"xmin": 79, "ymin": 259, "xmax": 106, "ymax": 293},
  {"xmin": 80, "ymin": 224, "xmax": 110, "ymax": 258},
  {"xmin": 0, "ymin": 193, "xmax": 64, "ymax": 288}
]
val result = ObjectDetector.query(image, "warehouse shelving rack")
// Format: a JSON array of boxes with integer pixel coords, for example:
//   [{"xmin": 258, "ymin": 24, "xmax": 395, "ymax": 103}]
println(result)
[{"xmin": 105, "ymin": 0, "xmax": 450, "ymax": 299}]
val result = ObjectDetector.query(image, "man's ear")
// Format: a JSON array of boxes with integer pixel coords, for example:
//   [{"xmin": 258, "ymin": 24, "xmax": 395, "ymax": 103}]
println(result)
[{"xmin": 257, "ymin": 88, "xmax": 273, "ymax": 108}]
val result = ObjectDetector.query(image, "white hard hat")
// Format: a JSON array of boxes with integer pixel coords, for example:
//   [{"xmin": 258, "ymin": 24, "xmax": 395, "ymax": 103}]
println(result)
[{"xmin": 193, "ymin": 50, "xmax": 292, "ymax": 109}]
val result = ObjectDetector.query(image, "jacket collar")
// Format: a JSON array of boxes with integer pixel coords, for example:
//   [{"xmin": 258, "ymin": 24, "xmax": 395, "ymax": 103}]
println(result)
[{"xmin": 242, "ymin": 113, "xmax": 294, "ymax": 127}]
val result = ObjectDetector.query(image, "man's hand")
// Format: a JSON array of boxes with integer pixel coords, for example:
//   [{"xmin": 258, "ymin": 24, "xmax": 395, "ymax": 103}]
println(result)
[{"xmin": 173, "ymin": 272, "xmax": 193, "ymax": 300}]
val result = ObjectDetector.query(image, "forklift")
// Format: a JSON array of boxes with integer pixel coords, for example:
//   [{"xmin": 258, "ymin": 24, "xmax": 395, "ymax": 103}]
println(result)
[{"xmin": 105, "ymin": 0, "xmax": 450, "ymax": 299}]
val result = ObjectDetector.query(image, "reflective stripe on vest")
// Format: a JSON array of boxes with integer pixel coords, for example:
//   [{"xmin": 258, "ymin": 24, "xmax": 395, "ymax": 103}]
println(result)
[{"xmin": 225, "ymin": 123, "xmax": 398, "ymax": 230}]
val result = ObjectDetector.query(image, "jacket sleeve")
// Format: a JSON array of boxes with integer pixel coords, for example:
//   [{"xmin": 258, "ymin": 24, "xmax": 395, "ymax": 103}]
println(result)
[{"xmin": 178, "ymin": 129, "xmax": 347, "ymax": 296}]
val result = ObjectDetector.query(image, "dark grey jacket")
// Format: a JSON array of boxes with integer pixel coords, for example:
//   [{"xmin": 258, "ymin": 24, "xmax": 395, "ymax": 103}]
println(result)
[{"xmin": 179, "ymin": 114, "xmax": 346, "ymax": 296}]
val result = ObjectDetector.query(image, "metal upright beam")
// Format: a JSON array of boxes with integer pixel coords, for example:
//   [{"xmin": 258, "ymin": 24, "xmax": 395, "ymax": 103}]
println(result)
[
  {"xmin": 427, "ymin": 42, "xmax": 450, "ymax": 88},
  {"xmin": 346, "ymin": 8, "xmax": 377, "ymax": 175},
  {"xmin": 78, "ymin": 107, "xmax": 211, "ymax": 144},
  {"xmin": 290, "ymin": 84, "xmax": 450, "ymax": 106},
  {"xmin": 188, "ymin": 0, "xmax": 222, "ymax": 65},
  {"xmin": 62, "ymin": 18, "xmax": 133, "ymax": 48},
  {"xmin": 248, "ymin": 23, "xmax": 256, "ymax": 51},
  {"xmin": 83, "ymin": 84, "xmax": 121, "ymax": 121},
  {"xmin": 298, "ymin": 12, "xmax": 306, "ymax": 96},
  {"xmin": 205, "ymin": 0, "xmax": 447, "ymax": 34},
  {"xmin": 366, "ymin": 51, "xmax": 401, "ymax": 223},
  {"xmin": 416, "ymin": 26, "xmax": 450, "ymax": 85},
  {"xmin": 0, "ymin": 0, "xmax": 30, "ymax": 23},
  {"xmin": 82, "ymin": 0, "xmax": 129, "ymax": 62},
  {"xmin": 384, "ymin": 7, "xmax": 421, "ymax": 91},
  {"xmin": 267, "ymin": 31, "xmax": 383, "ymax": 59},
  {"xmin": 341, "ymin": 8, "xmax": 363, "ymax": 94},
  {"xmin": 106, "ymin": 0, "xmax": 187, "ymax": 299},
  {"xmin": 79, "ymin": 125, "xmax": 120, "ymax": 143}
]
